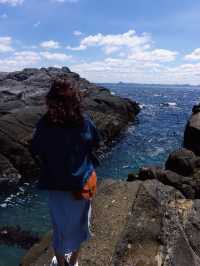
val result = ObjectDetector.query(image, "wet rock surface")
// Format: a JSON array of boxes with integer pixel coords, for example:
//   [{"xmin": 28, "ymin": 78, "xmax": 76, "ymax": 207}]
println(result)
[
  {"xmin": 0, "ymin": 67, "xmax": 140, "ymax": 193},
  {"xmin": 184, "ymin": 103, "xmax": 200, "ymax": 156},
  {"xmin": 0, "ymin": 226, "xmax": 40, "ymax": 250}
]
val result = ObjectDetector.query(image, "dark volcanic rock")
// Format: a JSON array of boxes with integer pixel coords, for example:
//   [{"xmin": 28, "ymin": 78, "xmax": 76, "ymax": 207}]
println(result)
[
  {"xmin": 21, "ymin": 180, "xmax": 200, "ymax": 266},
  {"xmin": 130, "ymin": 162, "xmax": 200, "ymax": 199},
  {"xmin": 184, "ymin": 104, "xmax": 200, "ymax": 155},
  {"xmin": 112, "ymin": 180, "xmax": 200, "ymax": 266},
  {"xmin": 0, "ymin": 67, "xmax": 140, "ymax": 193},
  {"xmin": 128, "ymin": 104, "xmax": 200, "ymax": 200},
  {"xmin": 165, "ymin": 148, "xmax": 200, "ymax": 176},
  {"xmin": 0, "ymin": 226, "xmax": 40, "ymax": 249},
  {"xmin": 0, "ymin": 153, "xmax": 21, "ymax": 193}
]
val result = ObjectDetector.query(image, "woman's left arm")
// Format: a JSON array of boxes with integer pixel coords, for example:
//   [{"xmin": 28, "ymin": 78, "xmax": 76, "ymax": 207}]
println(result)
[{"xmin": 28, "ymin": 118, "xmax": 44, "ymax": 164}]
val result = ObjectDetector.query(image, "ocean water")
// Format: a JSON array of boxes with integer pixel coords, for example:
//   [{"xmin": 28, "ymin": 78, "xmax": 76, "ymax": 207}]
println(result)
[{"xmin": 0, "ymin": 84, "xmax": 200, "ymax": 266}]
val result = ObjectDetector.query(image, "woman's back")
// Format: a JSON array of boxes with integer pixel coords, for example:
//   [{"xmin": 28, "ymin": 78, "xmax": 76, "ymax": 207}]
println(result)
[
  {"xmin": 30, "ymin": 78, "xmax": 100, "ymax": 191},
  {"xmin": 31, "ymin": 114, "xmax": 99, "ymax": 191}
]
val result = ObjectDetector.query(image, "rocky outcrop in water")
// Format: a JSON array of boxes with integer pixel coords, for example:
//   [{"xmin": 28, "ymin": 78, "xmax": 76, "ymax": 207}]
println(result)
[
  {"xmin": 126, "ymin": 105, "xmax": 200, "ymax": 200},
  {"xmin": 0, "ymin": 226, "xmax": 40, "ymax": 249},
  {"xmin": 0, "ymin": 67, "xmax": 140, "ymax": 194},
  {"xmin": 184, "ymin": 104, "xmax": 200, "ymax": 156}
]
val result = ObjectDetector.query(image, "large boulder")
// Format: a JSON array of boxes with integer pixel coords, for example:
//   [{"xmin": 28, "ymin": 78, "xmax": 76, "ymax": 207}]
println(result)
[
  {"xmin": 165, "ymin": 148, "xmax": 200, "ymax": 176},
  {"xmin": 130, "ymin": 164, "xmax": 200, "ymax": 199},
  {"xmin": 127, "ymin": 146, "xmax": 200, "ymax": 199},
  {"xmin": 184, "ymin": 104, "xmax": 200, "ymax": 155},
  {"xmin": 0, "ymin": 67, "xmax": 140, "ymax": 193}
]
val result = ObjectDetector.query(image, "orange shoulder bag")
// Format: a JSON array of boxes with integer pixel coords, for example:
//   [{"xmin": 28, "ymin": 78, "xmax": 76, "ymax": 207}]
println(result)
[{"xmin": 73, "ymin": 171, "xmax": 97, "ymax": 200}]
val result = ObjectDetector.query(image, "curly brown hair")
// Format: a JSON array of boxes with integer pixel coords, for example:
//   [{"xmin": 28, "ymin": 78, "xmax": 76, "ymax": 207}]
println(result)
[{"xmin": 45, "ymin": 79, "xmax": 84, "ymax": 127}]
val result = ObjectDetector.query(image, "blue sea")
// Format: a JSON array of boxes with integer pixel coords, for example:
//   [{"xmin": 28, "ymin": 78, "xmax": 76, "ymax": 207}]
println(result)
[{"xmin": 0, "ymin": 84, "xmax": 200, "ymax": 266}]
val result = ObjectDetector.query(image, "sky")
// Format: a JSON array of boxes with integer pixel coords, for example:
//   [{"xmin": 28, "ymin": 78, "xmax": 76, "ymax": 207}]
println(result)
[{"xmin": 0, "ymin": 0, "xmax": 200, "ymax": 84}]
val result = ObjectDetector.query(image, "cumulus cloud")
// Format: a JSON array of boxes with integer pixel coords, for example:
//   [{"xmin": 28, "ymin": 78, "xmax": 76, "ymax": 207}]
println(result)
[
  {"xmin": 0, "ymin": 51, "xmax": 41, "ymax": 72},
  {"xmin": 40, "ymin": 51, "xmax": 72, "ymax": 61},
  {"xmin": 0, "ymin": 37, "xmax": 14, "ymax": 53},
  {"xmin": 73, "ymin": 30, "xmax": 83, "ymax": 36},
  {"xmin": 13, "ymin": 51, "xmax": 41, "ymax": 63},
  {"xmin": 33, "ymin": 21, "xmax": 41, "ymax": 28},
  {"xmin": 184, "ymin": 48, "xmax": 200, "ymax": 61},
  {"xmin": 40, "ymin": 40, "xmax": 60, "ymax": 49},
  {"xmin": 66, "ymin": 29, "xmax": 188, "ymax": 83},
  {"xmin": 0, "ymin": 50, "xmax": 73, "ymax": 72},
  {"xmin": 70, "ymin": 55, "xmax": 200, "ymax": 85},
  {"xmin": 0, "ymin": 29, "xmax": 199, "ymax": 84},
  {"xmin": 0, "ymin": 0, "xmax": 24, "ymax": 6},
  {"xmin": 129, "ymin": 49, "xmax": 178, "ymax": 62},
  {"xmin": 67, "ymin": 30, "xmax": 151, "ymax": 54}
]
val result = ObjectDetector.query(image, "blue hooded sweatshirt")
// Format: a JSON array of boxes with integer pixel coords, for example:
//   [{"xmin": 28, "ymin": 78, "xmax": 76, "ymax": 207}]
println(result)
[{"xmin": 30, "ymin": 114, "xmax": 100, "ymax": 191}]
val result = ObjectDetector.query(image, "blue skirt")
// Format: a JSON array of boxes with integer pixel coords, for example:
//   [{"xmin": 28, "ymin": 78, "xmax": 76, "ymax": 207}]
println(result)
[{"xmin": 47, "ymin": 190, "xmax": 91, "ymax": 255}]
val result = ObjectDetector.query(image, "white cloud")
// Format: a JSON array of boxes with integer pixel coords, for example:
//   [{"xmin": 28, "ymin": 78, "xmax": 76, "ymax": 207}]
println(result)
[
  {"xmin": 51, "ymin": 0, "xmax": 78, "ymax": 3},
  {"xmin": 40, "ymin": 51, "xmax": 72, "ymax": 61},
  {"xmin": 103, "ymin": 46, "xmax": 121, "ymax": 55},
  {"xmin": 0, "ymin": 13, "xmax": 8, "ymax": 19},
  {"xmin": 13, "ymin": 51, "xmax": 41, "ymax": 63},
  {"xmin": 129, "ymin": 49, "xmax": 178, "ymax": 62},
  {"xmin": 70, "ymin": 56, "xmax": 200, "ymax": 85},
  {"xmin": 33, "ymin": 21, "xmax": 41, "ymax": 28},
  {"xmin": 40, "ymin": 40, "xmax": 60, "ymax": 49},
  {"xmin": 184, "ymin": 48, "xmax": 200, "ymax": 61},
  {"xmin": 0, "ymin": 50, "xmax": 73, "ymax": 72},
  {"xmin": 67, "ymin": 30, "xmax": 151, "ymax": 54},
  {"xmin": 67, "ymin": 44, "xmax": 86, "ymax": 51},
  {"xmin": 0, "ymin": 37, "xmax": 14, "ymax": 53},
  {"xmin": 0, "ymin": 0, "xmax": 24, "ymax": 6},
  {"xmin": 0, "ymin": 51, "xmax": 41, "ymax": 71},
  {"xmin": 73, "ymin": 30, "xmax": 83, "ymax": 36},
  {"xmin": 0, "ymin": 29, "xmax": 199, "ymax": 85}
]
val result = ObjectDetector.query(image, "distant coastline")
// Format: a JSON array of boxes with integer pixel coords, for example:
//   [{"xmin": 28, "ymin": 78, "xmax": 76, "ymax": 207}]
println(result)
[{"xmin": 97, "ymin": 82, "xmax": 200, "ymax": 88}]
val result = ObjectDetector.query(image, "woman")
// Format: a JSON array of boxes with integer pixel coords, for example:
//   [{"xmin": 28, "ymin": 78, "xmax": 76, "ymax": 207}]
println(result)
[{"xmin": 29, "ymin": 79, "xmax": 100, "ymax": 266}]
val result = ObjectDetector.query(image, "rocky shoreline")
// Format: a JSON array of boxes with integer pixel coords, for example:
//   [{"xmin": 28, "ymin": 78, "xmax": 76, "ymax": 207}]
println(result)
[
  {"xmin": 0, "ymin": 67, "xmax": 140, "ymax": 194},
  {"xmin": 20, "ymin": 103, "xmax": 200, "ymax": 265}
]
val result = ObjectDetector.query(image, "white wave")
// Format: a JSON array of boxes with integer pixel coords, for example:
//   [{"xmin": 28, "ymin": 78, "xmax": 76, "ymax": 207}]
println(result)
[
  {"xmin": 139, "ymin": 103, "xmax": 145, "ymax": 109},
  {"xmin": 0, "ymin": 203, "xmax": 7, "ymax": 208},
  {"xmin": 160, "ymin": 102, "xmax": 177, "ymax": 107},
  {"xmin": 122, "ymin": 165, "xmax": 129, "ymax": 169},
  {"xmin": 139, "ymin": 103, "xmax": 155, "ymax": 109},
  {"xmin": 168, "ymin": 102, "xmax": 177, "ymax": 106},
  {"xmin": 150, "ymin": 147, "xmax": 165, "ymax": 157}
]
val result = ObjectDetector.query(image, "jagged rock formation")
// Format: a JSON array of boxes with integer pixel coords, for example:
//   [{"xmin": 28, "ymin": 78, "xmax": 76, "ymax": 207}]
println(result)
[
  {"xmin": 127, "ymin": 105, "xmax": 200, "ymax": 200},
  {"xmin": 0, "ymin": 67, "xmax": 140, "ymax": 193},
  {"xmin": 112, "ymin": 180, "xmax": 200, "ymax": 266},
  {"xmin": 184, "ymin": 104, "xmax": 200, "ymax": 155},
  {"xmin": 0, "ymin": 226, "xmax": 40, "ymax": 249}
]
